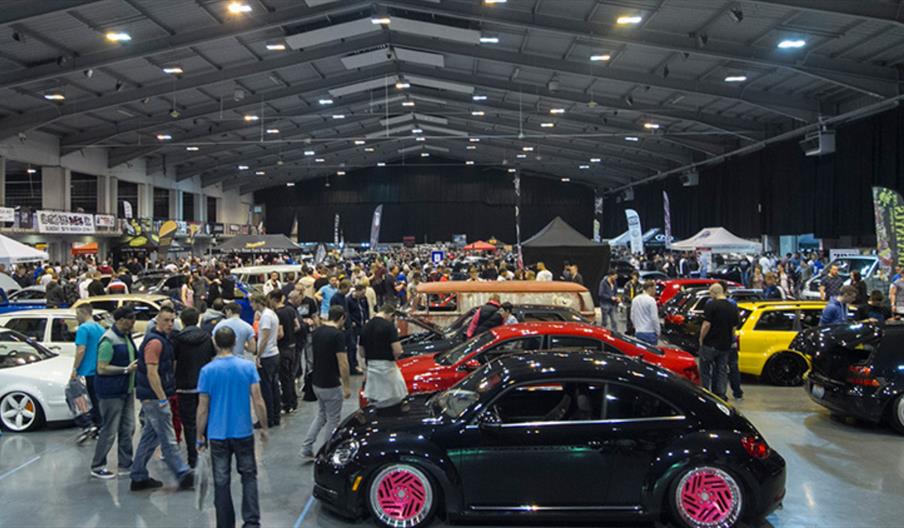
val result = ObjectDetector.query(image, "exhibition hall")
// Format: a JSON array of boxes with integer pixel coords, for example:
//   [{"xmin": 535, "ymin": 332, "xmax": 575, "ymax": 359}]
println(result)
[{"xmin": 1, "ymin": 1, "xmax": 904, "ymax": 527}]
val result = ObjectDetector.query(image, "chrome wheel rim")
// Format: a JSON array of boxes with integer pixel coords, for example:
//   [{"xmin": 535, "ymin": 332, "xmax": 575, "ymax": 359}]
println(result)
[
  {"xmin": 369, "ymin": 464, "xmax": 433, "ymax": 528},
  {"xmin": 1, "ymin": 393, "xmax": 37, "ymax": 432},
  {"xmin": 675, "ymin": 466, "xmax": 742, "ymax": 528}
]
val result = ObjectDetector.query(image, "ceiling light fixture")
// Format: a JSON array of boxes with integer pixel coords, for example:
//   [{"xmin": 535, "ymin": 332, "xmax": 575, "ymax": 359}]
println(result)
[
  {"xmin": 243, "ymin": 115, "xmax": 259, "ymax": 122},
  {"xmin": 465, "ymin": 161, "xmax": 475, "ymax": 165},
  {"xmin": 286, "ymin": 182, "xmax": 295, "ymax": 187},
  {"xmin": 590, "ymin": 158, "xmax": 602, "ymax": 163},
  {"xmin": 315, "ymin": 158, "xmax": 325, "ymax": 163},
  {"xmin": 643, "ymin": 122, "xmax": 660, "ymax": 129},
  {"xmin": 625, "ymin": 136, "xmax": 640, "ymax": 141},
  {"xmin": 522, "ymin": 147, "xmax": 534, "ymax": 152},
  {"xmin": 377, "ymin": 162, "xmax": 386, "ymax": 167},
  {"xmin": 540, "ymin": 122, "xmax": 555, "ymax": 128},
  {"xmin": 402, "ymin": 101, "xmax": 415, "ymax": 107},
  {"xmin": 471, "ymin": 111, "xmax": 485, "ymax": 116},
  {"xmin": 237, "ymin": 165, "xmax": 249, "ymax": 170},
  {"xmin": 549, "ymin": 108, "xmax": 565, "ymax": 114},
  {"xmin": 421, "ymin": 152, "xmax": 430, "ymax": 157},
  {"xmin": 186, "ymin": 146, "xmax": 199, "ymax": 151},
  {"xmin": 266, "ymin": 128, "xmax": 280, "ymax": 134},
  {"xmin": 777, "ymin": 39, "xmax": 806, "ymax": 49},
  {"xmin": 255, "ymin": 171, "xmax": 266, "ymax": 175},
  {"xmin": 472, "ymin": 95, "xmax": 487, "ymax": 101},
  {"xmin": 156, "ymin": 133, "xmax": 172, "ymax": 140},
  {"xmin": 466, "ymin": 145, "xmax": 477, "ymax": 150},
  {"xmin": 227, "ymin": 2, "xmax": 252, "ymax": 14},
  {"xmin": 370, "ymin": 16, "xmax": 391, "ymax": 25},
  {"xmin": 395, "ymin": 78, "xmax": 411, "ymax": 89},
  {"xmin": 579, "ymin": 164, "xmax": 590, "ymax": 169},
  {"xmin": 469, "ymin": 137, "xmax": 480, "ymax": 142},
  {"xmin": 332, "ymin": 114, "xmax": 346, "ymax": 119},
  {"xmin": 479, "ymin": 36, "xmax": 499, "ymax": 44},
  {"xmin": 319, "ymin": 98, "xmax": 333, "ymax": 105},
  {"xmin": 337, "ymin": 171, "xmax": 346, "ymax": 175},
  {"xmin": 508, "ymin": 168, "xmax": 517, "ymax": 173},
  {"xmin": 590, "ymin": 54, "xmax": 611, "ymax": 61},
  {"xmin": 484, "ymin": 0, "xmax": 507, "ymax": 4},
  {"xmin": 415, "ymin": 137, "xmax": 426, "ymax": 142},
  {"xmin": 516, "ymin": 154, "xmax": 527, "ymax": 159},
  {"xmin": 43, "ymin": 93, "xmax": 65, "ymax": 101},
  {"xmin": 412, "ymin": 128, "xmax": 423, "ymax": 134},
  {"xmin": 561, "ymin": 177, "xmax": 571, "ymax": 182},
  {"xmin": 616, "ymin": 15, "xmax": 643, "ymax": 25},
  {"xmin": 26, "ymin": 168, "xmax": 37, "ymax": 174},
  {"xmin": 162, "ymin": 66, "xmax": 184, "ymax": 75},
  {"xmin": 266, "ymin": 43, "xmax": 286, "ymax": 51},
  {"xmin": 304, "ymin": 150, "xmax": 315, "ymax": 156},
  {"xmin": 354, "ymin": 140, "xmax": 366, "ymax": 145},
  {"xmin": 724, "ymin": 75, "xmax": 748, "ymax": 82},
  {"xmin": 364, "ymin": 147, "xmax": 375, "ymax": 152},
  {"xmin": 105, "ymin": 32, "xmax": 131, "ymax": 42}
]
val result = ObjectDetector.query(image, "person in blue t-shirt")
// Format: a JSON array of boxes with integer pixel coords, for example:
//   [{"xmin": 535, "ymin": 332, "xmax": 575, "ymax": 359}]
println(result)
[
  {"xmin": 316, "ymin": 275, "xmax": 339, "ymax": 318},
  {"xmin": 71, "ymin": 304, "xmax": 106, "ymax": 438},
  {"xmin": 212, "ymin": 302, "xmax": 256, "ymax": 358},
  {"xmin": 197, "ymin": 326, "xmax": 268, "ymax": 528}
]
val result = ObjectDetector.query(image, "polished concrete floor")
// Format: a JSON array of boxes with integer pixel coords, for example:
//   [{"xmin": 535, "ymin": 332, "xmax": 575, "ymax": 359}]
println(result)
[{"xmin": 1, "ymin": 379, "xmax": 903, "ymax": 528}]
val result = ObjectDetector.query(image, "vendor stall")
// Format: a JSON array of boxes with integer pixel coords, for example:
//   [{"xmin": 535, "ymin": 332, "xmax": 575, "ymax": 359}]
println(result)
[
  {"xmin": 671, "ymin": 227, "xmax": 761, "ymax": 253},
  {"xmin": 216, "ymin": 234, "xmax": 301, "ymax": 254},
  {"xmin": 0, "ymin": 233, "xmax": 49, "ymax": 266}
]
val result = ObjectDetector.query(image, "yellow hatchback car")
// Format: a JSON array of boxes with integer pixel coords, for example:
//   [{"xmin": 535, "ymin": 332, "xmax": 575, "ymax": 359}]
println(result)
[
  {"xmin": 72, "ymin": 294, "xmax": 182, "ymax": 334},
  {"xmin": 735, "ymin": 300, "xmax": 828, "ymax": 386}
]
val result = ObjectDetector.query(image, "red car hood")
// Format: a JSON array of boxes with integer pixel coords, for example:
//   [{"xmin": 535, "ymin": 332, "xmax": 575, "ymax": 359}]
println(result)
[{"xmin": 397, "ymin": 354, "xmax": 461, "ymax": 393}]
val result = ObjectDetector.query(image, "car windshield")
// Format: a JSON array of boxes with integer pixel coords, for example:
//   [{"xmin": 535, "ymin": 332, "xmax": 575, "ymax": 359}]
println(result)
[
  {"xmin": 434, "ymin": 332, "xmax": 494, "ymax": 365},
  {"xmin": 0, "ymin": 330, "xmax": 56, "ymax": 368},
  {"xmin": 612, "ymin": 330, "xmax": 664, "ymax": 356},
  {"xmin": 430, "ymin": 361, "xmax": 502, "ymax": 418}
]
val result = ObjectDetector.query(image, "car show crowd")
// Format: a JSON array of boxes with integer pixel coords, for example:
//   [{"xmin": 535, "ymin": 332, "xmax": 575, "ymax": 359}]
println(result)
[{"xmin": 1, "ymin": 242, "xmax": 901, "ymax": 528}]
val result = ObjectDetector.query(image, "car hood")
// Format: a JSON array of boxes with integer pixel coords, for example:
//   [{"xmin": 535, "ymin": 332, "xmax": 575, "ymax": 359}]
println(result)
[
  {"xmin": 398, "ymin": 354, "xmax": 449, "ymax": 380},
  {"xmin": 335, "ymin": 393, "xmax": 446, "ymax": 439}
]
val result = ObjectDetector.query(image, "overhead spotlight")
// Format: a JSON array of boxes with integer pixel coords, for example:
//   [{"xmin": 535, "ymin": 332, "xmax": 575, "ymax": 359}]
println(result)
[
  {"xmin": 590, "ymin": 54, "xmax": 611, "ymax": 62},
  {"xmin": 395, "ymin": 78, "xmax": 411, "ymax": 90},
  {"xmin": 616, "ymin": 15, "xmax": 643, "ymax": 25},
  {"xmin": 579, "ymin": 165, "xmax": 590, "ymax": 169},
  {"xmin": 471, "ymin": 111, "xmax": 485, "ymax": 116},
  {"xmin": 162, "ymin": 66, "xmax": 183, "ymax": 75},
  {"xmin": 318, "ymin": 98, "xmax": 334, "ymax": 105},
  {"xmin": 156, "ymin": 133, "xmax": 172, "ymax": 140},
  {"xmin": 643, "ymin": 122, "xmax": 660, "ymax": 129},
  {"xmin": 402, "ymin": 100, "xmax": 415, "ymax": 107},
  {"xmin": 549, "ymin": 108, "xmax": 565, "ymax": 114},
  {"xmin": 255, "ymin": 171, "xmax": 266, "ymax": 175},
  {"xmin": 479, "ymin": 36, "xmax": 499, "ymax": 44},
  {"xmin": 724, "ymin": 75, "xmax": 748, "ymax": 83},
  {"xmin": 186, "ymin": 146, "xmax": 199, "ymax": 151},
  {"xmin": 468, "ymin": 137, "xmax": 480, "ymax": 142},
  {"xmin": 227, "ymin": 2, "xmax": 252, "ymax": 14},
  {"xmin": 540, "ymin": 122, "xmax": 555, "ymax": 128},
  {"xmin": 415, "ymin": 136, "xmax": 426, "ymax": 142},
  {"xmin": 266, "ymin": 128, "xmax": 280, "ymax": 134},
  {"xmin": 516, "ymin": 154, "xmax": 527, "ymax": 159},
  {"xmin": 286, "ymin": 182, "xmax": 295, "ymax": 187},
  {"xmin": 237, "ymin": 165, "xmax": 249, "ymax": 170},
  {"xmin": 265, "ymin": 43, "xmax": 286, "ymax": 51},
  {"xmin": 354, "ymin": 140, "xmax": 366, "ymax": 145},
  {"xmin": 547, "ymin": 78, "xmax": 560, "ymax": 92},
  {"xmin": 84, "ymin": 69, "xmax": 94, "ymax": 78},
  {"xmin": 507, "ymin": 168, "xmax": 517, "ymax": 173},
  {"xmin": 169, "ymin": 109, "xmax": 181, "ymax": 119},
  {"xmin": 315, "ymin": 158, "xmax": 325, "ymax": 163},
  {"xmin": 625, "ymin": 136, "xmax": 640, "ymax": 142},
  {"xmin": 370, "ymin": 16, "xmax": 391, "ymax": 25},
  {"xmin": 331, "ymin": 114, "xmax": 346, "ymax": 120},
  {"xmin": 43, "ymin": 93, "xmax": 65, "ymax": 101},
  {"xmin": 465, "ymin": 161, "xmax": 475, "ymax": 165},
  {"xmin": 778, "ymin": 39, "xmax": 806, "ymax": 49},
  {"xmin": 472, "ymin": 95, "xmax": 488, "ymax": 101},
  {"xmin": 420, "ymin": 152, "xmax": 430, "ymax": 158},
  {"xmin": 561, "ymin": 177, "xmax": 571, "ymax": 182},
  {"xmin": 484, "ymin": 0, "xmax": 507, "ymax": 4},
  {"xmin": 411, "ymin": 128, "xmax": 423, "ymax": 134},
  {"xmin": 377, "ymin": 162, "xmax": 386, "ymax": 167},
  {"xmin": 466, "ymin": 145, "xmax": 477, "ymax": 150},
  {"xmin": 337, "ymin": 170, "xmax": 347, "ymax": 175},
  {"xmin": 590, "ymin": 158, "xmax": 602, "ymax": 163},
  {"xmin": 364, "ymin": 147, "xmax": 375, "ymax": 152},
  {"xmin": 26, "ymin": 168, "xmax": 37, "ymax": 174},
  {"xmin": 729, "ymin": 8, "xmax": 744, "ymax": 23},
  {"xmin": 244, "ymin": 115, "xmax": 259, "ymax": 122},
  {"xmin": 522, "ymin": 146, "xmax": 534, "ymax": 152},
  {"xmin": 304, "ymin": 150, "xmax": 315, "ymax": 156},
  {"xmin": 105, "ymin": 32, "xmax": 131, "ymax": 42}
]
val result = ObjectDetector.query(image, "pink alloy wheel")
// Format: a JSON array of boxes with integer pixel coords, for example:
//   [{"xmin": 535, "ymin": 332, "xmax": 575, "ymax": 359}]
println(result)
[
  {"xmin": 675, "ymin": 466, "xmax": 742, "ymax": 528},
  {"xmin": 369, "ymin": 464, "xmax": 433, "ymax": 528}
]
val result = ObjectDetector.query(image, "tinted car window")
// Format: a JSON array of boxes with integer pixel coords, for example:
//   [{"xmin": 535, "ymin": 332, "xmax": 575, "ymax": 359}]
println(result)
[
  {"xmin": 521, "ymin": 312, "xmax": 562, "ymax": 322},
  {"xmin": 754, "ymin": 310, "xmax": 796, "ymax": 331},
  {"xmin": 435, "ymin": 332, "xmax": 495, "ymax": 365},
  {"xmin": 51, "ymin": 318, "xmax": 79, "ymax": 342},
  {"xmin": 548, "ymin": 336, "xmax": 603, "ymax": 350},
  {"xmin": 0, "ymin": 331, "xmax": 54, "ymax": 368},
  {"xmin": 4, "ymin": 318, "xmax": 47, "ymax": 340},
  {"xmin": 480, "ymin": 336, "xmax": 544, "ymax": 363},
  {"xmin": 602, "ymin": 383, "xmax": 678, "ymax": 420},
  {"xmin": 799, "ymin": 309, "xmax": 823, "ymax": 329},
  {"xmin": 11, "ymin": 290, "xmax": 45, "ymax": 301},
  {"xmin": 426, "ymin": 293, "xmax": 458, "ymax": 312},
  {"xmin": 125, "ymin": 301, "xmax": 158, "ymax": 321},
  {"xmin": 489, "ymin": 382, "xmax": 606, "ymax": 424}
]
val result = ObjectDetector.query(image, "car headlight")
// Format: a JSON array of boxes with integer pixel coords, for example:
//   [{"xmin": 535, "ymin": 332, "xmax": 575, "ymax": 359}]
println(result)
[{"xmin": 330, "ymin": 439, "xmax": 359, "ymax": 467}]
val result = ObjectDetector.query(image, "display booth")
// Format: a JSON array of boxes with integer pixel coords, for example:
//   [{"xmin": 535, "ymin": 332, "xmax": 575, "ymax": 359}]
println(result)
[
  {"xmin": 0, "ymin": 233, "xmax": 50, "ymax": 266},
  {"xmin": 521, "ymin": 217, "xmax": 610, "ymax": 305},
  {"xmin": 463, "ymin": 240, "xmax": 497, "ymax": 251},
  {"xmin": 216, "ymin": 234, "xmax": 301, "ymax": 254},
  {"xmin": 671, "ymin": 227, "xmax": 762, "ymax": 253}
]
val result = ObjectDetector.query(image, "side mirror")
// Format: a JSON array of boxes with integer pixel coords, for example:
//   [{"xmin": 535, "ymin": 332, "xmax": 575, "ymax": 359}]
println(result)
[{"xmin": 458, "ymin": 359, "xmax": 481, "ymax": 372}]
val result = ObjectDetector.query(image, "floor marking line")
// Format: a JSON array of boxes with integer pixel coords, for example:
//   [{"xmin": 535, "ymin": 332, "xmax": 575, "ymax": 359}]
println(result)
[
  {"xmin": 0, "ymin": 455, "xmax": 40, "ymax": 481},
  {"xmin": 294, "ymin": 495, "xmax": 315, "ymax": 528}
]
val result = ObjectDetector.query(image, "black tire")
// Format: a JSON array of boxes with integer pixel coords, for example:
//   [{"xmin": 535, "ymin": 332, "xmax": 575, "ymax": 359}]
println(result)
[
  {"xmin": 888, "ymin": 395, "xmax": 904, "ymax": 435},
  {"xmin": 668, "ymin": 465, "xmax": 746, "ymax": 528},
  {"xmin": 366, "ymin": 463, "xmax": 438, "ymax": 528},
  {"xmin": 762, "ymin": 353, "xmax": 808, "ymax": 386}
]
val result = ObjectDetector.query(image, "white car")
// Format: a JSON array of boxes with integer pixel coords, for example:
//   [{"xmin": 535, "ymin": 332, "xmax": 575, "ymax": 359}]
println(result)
[
  {"xmin": 0, "ymin": 309, "xmax": 114, "ymax": 356},
  {"xmin": 0, "ymin": 329, "xmax": 73, "ymax": 431}
]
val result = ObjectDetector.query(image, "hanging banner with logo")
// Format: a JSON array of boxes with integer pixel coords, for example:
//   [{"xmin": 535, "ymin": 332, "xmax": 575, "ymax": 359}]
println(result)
[
  {"xmin": 122, "ymin": 201, "xmax": 133, "ymax": 219},
  {"xmin": 157, "ymin": 220, "xmax": 178, "ymax": 257},
  {"xmin": 369, "ymin": 205, "xmax": 383, "ymax": 249},
  {"xmin": 94, "ymin": 214, "xmax": 116, "ymax": 228},
  {"xmin": 514, "ymin": 175, "xmax": 523, "ymax": 268},
  {"xmin": 0, "ymin": 207, "xmax": 15, "ymax": 223},
  {"xmin": 36, "ymin": 210, "xmax": 95, "ymax": 234},
  {"xmin": 593, "ymin": 190, "xmax": 603, "ymax": 242},
  {"xmin": 663, "ymin": 190, "xmax": 672, "ymax": 250},
  {"xmin": 290, "ymin": 216, "xmax": 299, "ymax": 241},
  {"xmin": 333, "ymin": 214, "xmax": 341, "ymax": 246},
  {"xmin": 872, "ymin": 186, "xmax": 904, "ymax": 274},
  {"xmin": 625, "ymin": 209, "xmax": 644, "ymax": 255}
]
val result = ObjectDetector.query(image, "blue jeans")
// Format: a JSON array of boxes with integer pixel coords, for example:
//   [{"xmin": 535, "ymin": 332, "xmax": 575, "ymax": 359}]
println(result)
[
  {"xmin": 698, "ymin": 345, "xmax": 729, "ymax": 398},
  {"xmin": 727, "ymin": 346, "xmax": 743, "ymax": 398},
  {"xmin": 635, "ymin": 332, "xmax": 658, "ymax": 345},
  {"xmin": 130, "ymin": 400, "xmax": 190, "ymax": 482},
  {"xmin": 600, "ymin": 305, "xmax": 618, "ymax": 330},
  {"xmin": 211, "ymin": 435, "xmax": 260, "ymax": 528}
]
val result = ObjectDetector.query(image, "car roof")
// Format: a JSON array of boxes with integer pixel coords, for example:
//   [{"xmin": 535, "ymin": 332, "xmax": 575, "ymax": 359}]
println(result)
[
  {"xmin": 231, "ymin": 265, "xmax": 304, "ymax": 273},
  {"xmin": 662, "ymin": 279, "xmax": 724, "ymax": 286},
  {"xmin": 490, "ymin": 349, "xmax": 661, "ymax": 381},
  {"xmin": 488, "ymin": 321, "xmax": 608, "ymax": 340},
  {"xmin": 0, "ymin": 309, "xmax": 92, "ymax": 316},
  {"xmin": 417, "ymin": 280, "xmax": 589, "ymax": 294},
  {"xmin": 78, "ymin": 294, "xmax": 169, "ymax": 302},
  {"xmin": 736, "ymin": 300, "xmax": 827, "ymax": 309}
]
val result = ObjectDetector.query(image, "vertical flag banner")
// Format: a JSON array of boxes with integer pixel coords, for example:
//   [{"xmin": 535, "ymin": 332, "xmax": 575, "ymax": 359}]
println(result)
[
  {"xmin": 593, "ymin": 191, "xmax": 603, "ymax": 242},
  {"xmin": 370, "ymin": 205, "xmax": 383, "ymax": 249},
  {"xmin": 333, "ymin": 213, "xmax": 340, "ymax": 245},
  {"xmin": 872, "ymin": 186, "xmax": 904, "ymax": 274},
  {"xmin": 663, "ymin": 190, "xmax": 672, "ymax": 250},
  {"xmin": 289, "ymin": 215, "xmax": 299, "ymax": 241},
  {"xmin": 514, "ymin": 174, "xmax": 523, "ymax": 269},
  {"xmin": 122, "ymin": 201, "xmax": 133, "ymax": 219},
  {"xmin": 625, "ymin": 209, "xmax": 644, "ymax": 255},
  {"xmin": 157, "ymin": 220, "xmax": 178, "ymax": 258}
]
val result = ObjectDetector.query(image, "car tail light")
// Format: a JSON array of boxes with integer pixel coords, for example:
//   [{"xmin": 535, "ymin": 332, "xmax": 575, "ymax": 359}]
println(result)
[
  {"xmin": 741, "ymin": 435, "xmax": 770, "ymax": 459},
  {"xmin": 846, "ymin": 365, "xmax": 880, "ymax": 387},
  {"xmin": 684, "ymin": 366, "xmax": 700, "ymax": 385},
  {"xmin": 667, "ymin": 313, "xmax": 685, "ymax": 326}
]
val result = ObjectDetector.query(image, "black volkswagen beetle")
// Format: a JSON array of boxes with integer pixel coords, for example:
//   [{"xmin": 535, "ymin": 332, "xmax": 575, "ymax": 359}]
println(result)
[
  {"xmin": 313, "ymin": 351, "xmax": 786, "ymax": 528},
  {"xmin": 793, "ymin": 321, "xmax": 904, "ymax": 434}
]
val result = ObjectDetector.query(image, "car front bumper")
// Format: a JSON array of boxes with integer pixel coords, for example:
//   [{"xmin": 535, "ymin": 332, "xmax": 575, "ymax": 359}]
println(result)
[{"xmin": 313, "ymin": 455, "xmax": 366, "ymax": 519}]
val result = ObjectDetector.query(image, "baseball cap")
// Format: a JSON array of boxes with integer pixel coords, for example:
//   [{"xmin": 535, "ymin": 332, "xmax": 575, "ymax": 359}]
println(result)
[{"xmin": 112, "ymin": 307, "xmax": 136, "ymax": 320}]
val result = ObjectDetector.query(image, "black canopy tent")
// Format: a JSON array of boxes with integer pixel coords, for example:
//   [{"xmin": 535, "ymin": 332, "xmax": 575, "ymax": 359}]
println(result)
[
  {"xmin": 216, "ymin": 234, "xmax": 301, "ymax": 254},
  {"xmin": 522, "ymin": 217, "xmax": 610, "ymax": 305}
]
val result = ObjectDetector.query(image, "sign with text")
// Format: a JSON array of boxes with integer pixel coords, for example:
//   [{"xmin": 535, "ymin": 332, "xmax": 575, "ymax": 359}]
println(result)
[
  {"xmin": 431, "ymin": 250, "xmax": 445, "ymax": 264},
  {"xmin": 36, "ymin": 210, "xmax": 95, "ymax": 234},
  {"xmin": 0, "ymin": 207, "xmax": 15, "ymax": 223},
  {"xmin": 94, "ymin": 214, "xmax": 116, "ymax": 228}
]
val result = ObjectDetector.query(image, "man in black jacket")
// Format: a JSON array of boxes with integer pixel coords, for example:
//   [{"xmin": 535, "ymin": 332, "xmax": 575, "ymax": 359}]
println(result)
[
  {"xmin": 466, "ymin": 295, "xmax": 504, "ymax": 338},
  {"xmin": 172, "ymin": 307, "xmax": 215, "ymax": 468}
]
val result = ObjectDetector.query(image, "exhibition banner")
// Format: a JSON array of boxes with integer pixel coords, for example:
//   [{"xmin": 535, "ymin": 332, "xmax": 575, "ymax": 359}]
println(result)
[
  {"xmin": 872, "ymin": 186, "xmax": 904, "ymax": 273},
  {"xmin": 334, "ymin": 214, "xmax": 340, "ymax": 245},
  {"xmin": 157, "ymin": 220, "xmax": 178, "ymax": 257},
  {"xmin": 369, "ymin": 205, "xmax": 383, "ymax": 248},
  {"xmin": 95, "ymin": 214, "xmax": 116, "ymax": 228},
  {"xmin": 663, "ymin": 191, "xmax": 672, "ymax": 250},
  {"xmin": 0, "ymin": 207, "xmax": 15, "ymax": 222},
  {"xmin": 625, "ymin": 209, "xmax": 644, "ymax": 255},
  {"xmin": 514, "ymin": 175, "xmax": 523, "ymax": 269},
  {"xmin": 122, "ymin": 201, "xmax": 133, "ymax": 219},
  {"xmin": 36, "ymin": 210, "xmax": 95, "ymax": 234},
  {"xmin": 593, "ymin": 190, "xmax": 603, "ymax": 242}
]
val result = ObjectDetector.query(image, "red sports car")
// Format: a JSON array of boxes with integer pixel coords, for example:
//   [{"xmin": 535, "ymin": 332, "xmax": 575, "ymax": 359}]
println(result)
[
  {"xmin": 364, "ymin": 322, "xmax": 700, "ymax": 407},
  {"xmin": 657, "ymin": 278, "xmax": 742, "ymax": 306}
]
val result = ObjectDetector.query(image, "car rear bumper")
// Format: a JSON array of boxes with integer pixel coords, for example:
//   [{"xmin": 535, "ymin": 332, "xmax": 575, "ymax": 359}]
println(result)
[{"xmin": 806, "ymin": 374, "xmax": 886, "ymax": 422}]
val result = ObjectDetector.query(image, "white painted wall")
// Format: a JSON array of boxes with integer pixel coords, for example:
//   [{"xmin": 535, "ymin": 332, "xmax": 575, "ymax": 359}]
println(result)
[{"xmin": 0, "ymin": 131, "xmax": 253, "ymax": 222}]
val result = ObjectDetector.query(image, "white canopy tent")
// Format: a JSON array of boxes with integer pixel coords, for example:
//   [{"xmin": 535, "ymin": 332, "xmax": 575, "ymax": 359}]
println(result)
[
  {"xmin": 607, "ymin": 228, "xmax": 660, "ymax": 247},
  {"xmin": 0, "ymin": 234, "xmax": 49, "ymax": 266},
  {"xmin": 671, "ymin": 227, "xmax": 761, "ymax": 253}
]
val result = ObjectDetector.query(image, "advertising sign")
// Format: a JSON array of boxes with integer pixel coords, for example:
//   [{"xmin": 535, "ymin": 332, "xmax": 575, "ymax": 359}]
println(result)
[
  {"xmin": 122, "ymin": 201, "xmax": 133, "ymax": 219},
  {"xmin": 829, "ymin": 248, "xmax": 861, "ymax": 262},
  {"xmin": 94, "ymin": 214, "xmax": 116, "ymax": 228},
  {"xmin": 625, "ymin": 209, "xmax": 644, "ymax": 255},
  {"xmin": 431, "ymin": 250, "xmax": 445, "ymax": 264},
  {"xmin": 872, "ymin": 186, "xmax": 904, "ymax": 274},
  {"xmin": 0, "ymin": 207, "xmax": 15, "ymax": 222},
  {"xmin": 36, "ymin": 210, "xmax": 95, "ymax": 234},
  {"xmin": 369, "ymin": 205, "xmax": 383, "ymax": 248},
  {"xmin": 663, "ymin": 191, "xmax": 672, "ymax": 250}
]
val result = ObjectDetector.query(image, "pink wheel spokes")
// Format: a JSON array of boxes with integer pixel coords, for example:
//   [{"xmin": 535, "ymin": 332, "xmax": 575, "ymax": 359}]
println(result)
[
  {"xmin": 676, "ymin": 467, "xmax": 742, "ymax": 528},
  {"xmin": 370, "ymin": 464, "xmax": 433, "ymax": 528}
]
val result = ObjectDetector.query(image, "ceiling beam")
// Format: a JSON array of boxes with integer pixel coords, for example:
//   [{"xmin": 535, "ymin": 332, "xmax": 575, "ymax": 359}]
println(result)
[
  {"xmin": 0, "ymin": 33, "xmax": 388, "ymax": 140},
  {"xmin": 0, "ymin": 1, "xmax": 104, "ymax": 26},
  {"xmin": 390, "ymin": 33, "xmax": 820, "ymax": 122},
  {"xmin": 0, "ymin": 0, "xmax": 371, "ymax": 91},
  {"xmin": 746, "ymin": 0, "xmax": 904, "ymax": 27},
  {"xmin": 384, "ymin": 0, "xmax": 900, "ymax": 99}
]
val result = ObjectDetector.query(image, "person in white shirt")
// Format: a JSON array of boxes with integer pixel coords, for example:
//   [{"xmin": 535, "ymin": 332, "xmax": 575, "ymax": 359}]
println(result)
[
  {"xmin": 262, "ymin": 272, "xmax": 282, "ymax": 296},
  {"xmin": 252, "ymin": 295, "xmax": 281, "ymax": 428},
  {"xmin": 758, "ymin": 255, "xmax": 772, "ymax": 274},
  {"xmin": 536, "ymin": 262, "xmax": 553, "ymax": 281},
  {"xmin": 78, "ymin": 275, "xmax": 93, "ymax": 299},
  {"xmin": 630, "ymin": 281, "xmax": 660, "ymax": 346}
]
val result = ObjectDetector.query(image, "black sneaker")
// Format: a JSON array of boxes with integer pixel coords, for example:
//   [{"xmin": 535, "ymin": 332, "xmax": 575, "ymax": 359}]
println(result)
[
  {"xmin": 90, "ymin": 468, "xmax": 115, "ymax": 480},
  {"xmin": 77, "ymin": 426, "xmax": 98, "ymax": 444},
  {"xmin": 178, "ymin": 471, "xmax": 195, "ymax": 491},
  {"xmin": 130, "ymin": 478, "xmax": 164, "ymax": 492}
]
